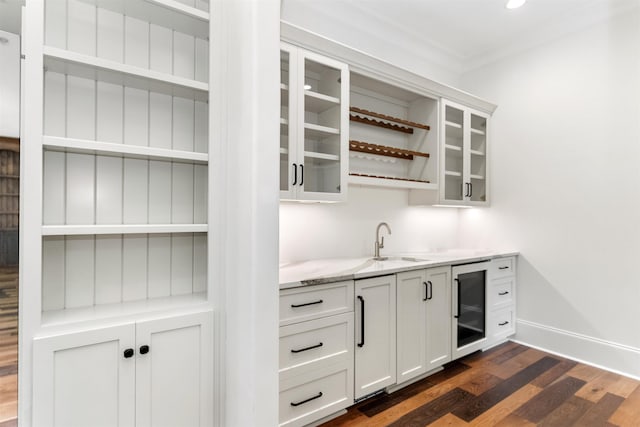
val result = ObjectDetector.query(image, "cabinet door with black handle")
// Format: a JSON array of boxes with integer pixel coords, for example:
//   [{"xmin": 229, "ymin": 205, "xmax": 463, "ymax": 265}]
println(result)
[{"xmin": 354, "ymin": 275, "xmax": 396, "ymax": 400}]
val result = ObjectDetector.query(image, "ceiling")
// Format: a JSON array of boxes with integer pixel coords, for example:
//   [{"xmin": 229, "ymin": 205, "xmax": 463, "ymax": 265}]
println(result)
[
  {"xmin": 2, "ymin": 1, "xmax": 637, "ymax": 67},
  {"xmin": 281, "ymin": 0, "xmax": 639, "ymax": 72}
]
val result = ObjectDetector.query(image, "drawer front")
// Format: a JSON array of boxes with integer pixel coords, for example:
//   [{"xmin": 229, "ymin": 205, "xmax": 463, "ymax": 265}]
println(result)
[
  {"xmin": 491, "ymin": 256, "xmax": 515, "ymax": 279},
  {"xmin": 490, "ymin": 277, "xmax": 514, "ymax": 310},
  {"xmin": 279, "ymin": 313, "xmax": 353, "ymax": 374},
  {"xmin": 280, "ymin": 281, "xmax": 354, "ymax": 326},
  {"xmin": 489, "ymin": 308, "xmax": 515, "ymax": 341},
  {"xmin": 279, "ymin": 366, "xmax": 352, "ymax": 427}
]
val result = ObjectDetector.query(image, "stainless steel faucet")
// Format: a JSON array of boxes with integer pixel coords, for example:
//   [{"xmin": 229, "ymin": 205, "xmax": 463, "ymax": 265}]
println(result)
[{"xmin": 374, "ymin": 222, "xmax": 392, "ymax": 260}]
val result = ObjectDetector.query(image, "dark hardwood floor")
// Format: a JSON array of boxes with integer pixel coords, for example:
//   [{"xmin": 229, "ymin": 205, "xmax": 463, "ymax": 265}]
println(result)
[
  {"xmin": 321, "ymin": 341, "xmax": 640, "ymax": 426},
  {"xmin": 0, "ymin": 267, "xmax": 17, "ymax": 426}
]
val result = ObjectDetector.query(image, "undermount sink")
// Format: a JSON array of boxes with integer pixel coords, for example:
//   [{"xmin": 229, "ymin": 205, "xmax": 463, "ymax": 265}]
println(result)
[{"xmin": 372, "ymin": 256, "xmax": 430, "ymax": 262}]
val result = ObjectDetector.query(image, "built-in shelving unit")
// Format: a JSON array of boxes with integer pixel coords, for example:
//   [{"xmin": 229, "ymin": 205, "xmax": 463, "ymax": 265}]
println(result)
[
  {"xmin": 348, "ymin": 73, "xmax": 438, "ymax": 190},
  {"xmin": 33, "ymin": 0, "xmax": 211, "ymax": 325}
]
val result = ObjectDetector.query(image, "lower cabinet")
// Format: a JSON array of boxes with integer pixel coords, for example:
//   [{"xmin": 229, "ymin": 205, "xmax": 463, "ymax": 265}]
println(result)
[
  {"xmin": 486, "ymin": 256, "xmax": 517, "ymax": 347},
  {"xmin": 354, "ymin": 275, "xmax": 396, "ymax": 400},
  {"xmin": 33, "ymin": 310, "xmax": 213, "ymax": 427},
  {"xmin": 396, "ymin": 266, "xmax": 451, "ymax": 384},
  {"xmin": 279, "ymin": 281, "xmax": 354, "ymax": 427}
]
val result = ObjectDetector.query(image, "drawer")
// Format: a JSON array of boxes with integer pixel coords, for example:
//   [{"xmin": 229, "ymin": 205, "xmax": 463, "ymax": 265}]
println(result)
[
  {"xmin": 489, "ymin": 277, "xmax": 514, "ymax": 310},
  {"xmin": 280, "ymin": 313, "xmax": 353, "ymax": 375},
  {"xmin": 489, "ymin": 307, "xmax": 515, "ymax": 340},
  {"xmin": 491, "ymin": 256, "xmax": 515, "ymax": 279},
  {"xmin": 280, "ymin": 281, "xmax": 354, "ymax": 326},
  {"xmin": 279, "ymin": 365, "xmax": 353, "ymax": 427}
]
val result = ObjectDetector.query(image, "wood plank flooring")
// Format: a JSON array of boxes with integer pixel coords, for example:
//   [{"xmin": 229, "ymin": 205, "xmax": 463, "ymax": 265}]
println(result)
[
  {"xmin": 321, "ymin": 341, "xmax": 640, "ymax": 427},
  {"xmin": 0, "ymin": 268, "xmax": 17, "ymax": 426}
]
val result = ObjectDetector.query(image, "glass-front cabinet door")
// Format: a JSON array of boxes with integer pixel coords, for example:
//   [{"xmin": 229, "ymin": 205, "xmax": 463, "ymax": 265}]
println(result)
[
  {"xmin": 441, "ymin": 100, "xmax": 489, "ymax": 206},
  {"xmin": 280, "ymin": 43, "xmax": 348, "ymax": 202}
]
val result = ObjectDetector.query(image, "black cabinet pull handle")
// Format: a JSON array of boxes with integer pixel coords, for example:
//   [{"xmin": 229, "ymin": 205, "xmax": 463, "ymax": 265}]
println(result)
[
  {"xmin": 469, "ymin": 182, "xmax": 473, "ymax": 197},
  {"xmin": 498, "ymin": 291, "xmax": 509, "ymax": 296},
  {"xmin": 139, "ymin": 345, "xmax": 150, "ymax": 355},
  {"xmin": 357, "ymin": 295, "xmax": 365, "ymax": 347},
  {"xmin": 290, "ymin": 391, "xmax": 323, "ymax": 407},
  {"xmin": 292, "ymin": 164, "xmax": 297, "ymax": 186},
  {"xmin": 453, "ymin": 278, "xmax": 460, "ymax": 318},
  {"xmin": 291, "ymin": 342, "xmax": 323, "ymax": 354},
  {"xmin": 499, "ymin": 321, "xmax": 509, "ymax": 326},
  {"xmin": 427, "ymin": 280, "xmax": 433, "ymax": 300},
  {"xmin": 123, "ymin": 348, "xmax": 134, "ymax": 359},
  {"xmin": 422, "ymin": 281, "xmax": 428, "ymax": 301},
  {"xmin": 299, "ymin": 164, "xmax": 304, "ymax": 186},
  {"xmin": 290, "ymin": 299, "xmax": 323, "ymax": 308},
  {"xmin": 498, "ymin": 266, "xmax": 509, "ymax": 270}
]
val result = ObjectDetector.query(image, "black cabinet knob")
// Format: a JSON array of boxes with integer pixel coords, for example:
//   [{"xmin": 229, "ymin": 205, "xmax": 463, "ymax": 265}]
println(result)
[
  {"xmin": 123, "ymin": 348, "xmax": 134, "ymax": 358},
  {"xmin": 140, "ymin": 345, "xmax": 150, "ymax": 355}
]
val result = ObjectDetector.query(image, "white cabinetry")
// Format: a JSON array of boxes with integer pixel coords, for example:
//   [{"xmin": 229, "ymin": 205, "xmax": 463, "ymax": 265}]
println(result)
[
  {"xmin": 354, "ymin": 275, "xmax": 396, "ymax": 400},
  {"xmin": 33, "ymin": 311, "xmax": 213, "ymax": 427},
  {"xmin": 280, "ymin": 43, "xmax": 349, "ymax": 202},
  {"xmin": 22, "ymin": 1, "xmax": 214, "ymax": 422},
  {"xmin": 487, "ymin": 257, "xmax": 517, "ymax": 347},
  {"xmin": 279, "ymin": 281, "xmax": 354, "ymax": 427},
  {"xmin": 440, "ymin": 99, "xmax": 490, "ymax": 205},
  {"xmin": 396, "ymin": 266, "xmax": 451, "ymax": 385}
]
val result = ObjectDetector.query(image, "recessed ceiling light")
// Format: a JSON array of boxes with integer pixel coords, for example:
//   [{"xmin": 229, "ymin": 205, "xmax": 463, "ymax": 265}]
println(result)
[{"xmin": 506, "ymin": 0, "xmax": 526, "ymax": 9}]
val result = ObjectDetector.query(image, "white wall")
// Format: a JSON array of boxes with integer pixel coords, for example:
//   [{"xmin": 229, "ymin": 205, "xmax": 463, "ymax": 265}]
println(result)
[
  {"xmin": 280, "ymin": 186, "xmax": 459, "ymax": 262},
  {"xmin": 458, "ymin": 9, "xmax": 640, "ymax": 376},
  {"xmin": 0, "ymin": 30, "xmax": 20, "ymax": 137}
]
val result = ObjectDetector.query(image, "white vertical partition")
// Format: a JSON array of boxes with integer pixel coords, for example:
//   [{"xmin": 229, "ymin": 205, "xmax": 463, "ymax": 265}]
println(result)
[
  {"xmin": 65, "ymin": 236, "xmax": 95, "ymax": 308},
  {"xmin": 148, "ymin": 234, "xmax": 172, "ymax": 298},
  {"xmin": 123, "ymin": 159, "xmax": 148, "ymax": 224},
  {"xmin": 148, "ymin": 160, "xmax": 172, "ymax": 223},
  {"xmin": 97, "ymin": 8, "xmax": 124, "ymax": 62},
  {"xmin": 94, "ymin": 235, "xmax": 123, "ymax": 305},
  {"xmin": 124, "ymin": 88, "xmax": 149, "ymax": 146},
  {"xmin": 65, "ymin": 153, "xmax": 95, "ymax": 225},
  {"xmin": 124, "ymin": 16, "xmax": 149, "ymax": 69},
  {"xmin": 96, "ymin": 82, "xmax": 124, "ymax": 143},
  {"xmin": 96, "ymin": 157, "xmax": 123, "ymax": 224},
  {"xmin": 171, "ymin": 234, "xmax": 193, "ymax": 295},
  {"xmin": 122, "ymin": 235, "xmax": 148, "ymax": 302}
]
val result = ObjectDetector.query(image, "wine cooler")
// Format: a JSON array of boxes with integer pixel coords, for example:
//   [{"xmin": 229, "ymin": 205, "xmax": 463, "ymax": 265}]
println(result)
[{"xmin": 452, "ymin": 261, "xmax": 490, "ymax": 359}]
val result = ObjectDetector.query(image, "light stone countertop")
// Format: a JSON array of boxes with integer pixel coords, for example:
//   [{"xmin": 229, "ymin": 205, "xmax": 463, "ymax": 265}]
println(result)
[{"xmin": 279, "ymin": 249, "xmax": 519, "ymax": 289}]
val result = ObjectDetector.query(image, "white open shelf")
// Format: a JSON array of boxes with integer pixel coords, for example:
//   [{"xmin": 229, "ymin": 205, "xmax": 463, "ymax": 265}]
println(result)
[
  {"xmin": 471, "ymin": 128, "xmax": 486, "ymax": 136},
  {"xmin": 305, "ymin": 90, "xmax": 339, "ymax": 113},
  {"xmin": 470, "ymin": 174, "xmax": 485, "ymax": 180},
  {"xmin": 42, "ymin": 224, "xmax": 208, "ymax": 236},
  {"xmin": 40, "ymin": 291, "xmax": 208, "ymax": 328},
  {"xmin": 43, "ymin": 136, "xmax": 208, "ymax": 164},
  {"xmin": 445, "ymin": 120, "xmax": 462, "ymax": 129},
  {"xmin": 304, "ymin": 151, "xmax": 340, "ymax": 161},
  {"xmin": 446, "ymin": 144, "xmax": 462, "ymax": 152},
  {"xmin": 349, "ymin": 174, "xmax": 438, "ymax": 190},
  {"xmin": 71, "ymin": 0, "xmax": 209, "ymax": 38},
  {"xmin": 304, "ymin": 123, "xmax": 340, "ymax": 138},
  {"xmin": 445, "ymin": 170, "xmax": 462, "ymax": 177},
  {"xmin": 44, "ymin": 47, "xmax": 209, "ymax": 101}
]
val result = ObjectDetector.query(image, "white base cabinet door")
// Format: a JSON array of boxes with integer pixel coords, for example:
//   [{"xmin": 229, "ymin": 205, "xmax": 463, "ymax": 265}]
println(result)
[
  {"xmin": 354, "ymin": 275, "xmax": 396, "ymax": 400},
  {"xmin": 33, "ymin": 311, "xmax": 213, "ymax": 427},
  {"xmin": 396, "ymin": 266, "xmax": 451, "ymax": 385},
  {"xmin": 33, "ymin": 324, "xmax": 136, "ymax": 427}
]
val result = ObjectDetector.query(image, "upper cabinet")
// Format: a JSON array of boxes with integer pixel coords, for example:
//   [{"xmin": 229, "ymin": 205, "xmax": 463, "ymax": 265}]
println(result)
[
  {"xmin": 440, "ymin": 100, "xmax": 490, "ymax": 206},
  {"xmin": 280, "ymin": 42, "xmax": 349, "ymax": 202},
  {"xmin": 348, "ymin": 73, "xmax": 438, "ymax": 190}
]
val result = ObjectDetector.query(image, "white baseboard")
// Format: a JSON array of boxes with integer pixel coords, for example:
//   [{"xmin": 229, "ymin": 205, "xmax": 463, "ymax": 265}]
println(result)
[{"xmin": 515, "ymin": 319, "xmax": 640, "ymax": 380}]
